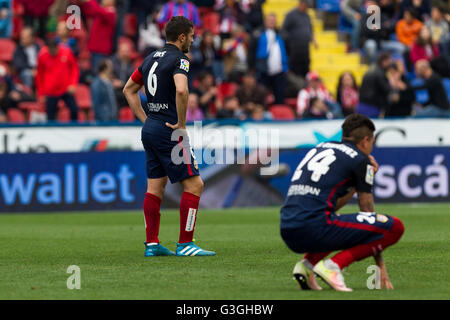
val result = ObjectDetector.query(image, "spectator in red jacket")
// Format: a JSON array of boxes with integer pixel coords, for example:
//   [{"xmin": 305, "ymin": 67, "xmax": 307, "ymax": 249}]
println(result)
[
  {"xmin": 410, "ymin": 25, "xmax": 440, "ymax": 64},
  {"xmin": 19, "ymin": 0, "xmax": 55, "ymax": 39},
  {"xmin": 36, "ymin": 38, "xmax": 79, "ymax": 122},
  {"xmin": 80, "ymin": 0, "xmax": 117, "ymax": 72}
]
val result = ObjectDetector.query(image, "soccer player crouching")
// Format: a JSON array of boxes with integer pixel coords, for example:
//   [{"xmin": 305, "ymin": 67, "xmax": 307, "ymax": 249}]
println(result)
[{"xmin": 280, "ymin": 114, "xmax": 404, "ymax": 291}]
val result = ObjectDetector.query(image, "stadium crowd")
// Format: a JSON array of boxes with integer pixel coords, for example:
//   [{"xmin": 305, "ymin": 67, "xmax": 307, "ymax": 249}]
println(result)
[{"xmin": 0, "ymin": 0, "xmax": 449, "ymax": 123}]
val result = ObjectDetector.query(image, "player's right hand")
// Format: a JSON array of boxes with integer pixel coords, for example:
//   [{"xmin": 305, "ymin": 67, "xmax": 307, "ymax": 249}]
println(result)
[
  {"xmin": 368, "ymin": 155, "xmax": 379, "ymax": 173},
  {"xmin": 165, "ymin": 122, "xmax": 186, "ymax": 130}
]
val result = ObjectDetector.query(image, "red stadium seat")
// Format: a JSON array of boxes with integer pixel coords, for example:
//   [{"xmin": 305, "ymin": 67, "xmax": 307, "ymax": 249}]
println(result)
[
  {"xmin": 75, "ymin": 84, "xmax": 92, "ymax": 109},
  {"xmin": 7, "ymin": 108, "xmax": 26, "ymax": 123},
  {"xmin": 284, "ymin": 98, "xmax": 297, "ymax": 109},
  {"xmin": 18, "ymin": 101, "xmax": 45, "ymax": 121},
  {"xmin": 269, "ymin": 105, "xmax": 296, "ymax": 120},
  {"xmin": 0, "ymin": 39, "xmax": 16, "ymax": 63},
  {"xmin": 58, "ymin": 107, "xmax": 71, "ymax": 123},
  {"xmin": 202, "ymin": 12, "xmax": 220, "ymax": 35},
  {"xmin": 119, "ymin": 107, "xmax": 135, "ymax": 122},
  {"xmin": 18, "ymin": 101, "xmax": 44, "ymax": 112}
]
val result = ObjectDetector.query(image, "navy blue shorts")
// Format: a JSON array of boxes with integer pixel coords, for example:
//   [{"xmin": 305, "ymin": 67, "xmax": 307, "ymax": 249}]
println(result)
[
  {"xmin": 280, "ymin": 212, "xmax": 395, "ymax": 254},
  {"xmin": 141, "ymin": 119, "xmax": 199, "ymax": 184}
]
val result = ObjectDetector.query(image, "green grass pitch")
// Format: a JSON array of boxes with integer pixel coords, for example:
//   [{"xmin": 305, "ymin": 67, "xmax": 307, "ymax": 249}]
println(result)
[{"xmin": 0, "ymin": 203, "xmax": 449, "ymax": 300}]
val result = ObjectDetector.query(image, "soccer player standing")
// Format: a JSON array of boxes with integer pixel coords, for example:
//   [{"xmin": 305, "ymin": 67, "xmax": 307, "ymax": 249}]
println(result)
[
  {"xmin": 123, "ymin": 16, "xmax": 215, "ymax": 257},
  {"xmin": 280, "ymin": 114, "xmax": 404, "ymax": 291}
]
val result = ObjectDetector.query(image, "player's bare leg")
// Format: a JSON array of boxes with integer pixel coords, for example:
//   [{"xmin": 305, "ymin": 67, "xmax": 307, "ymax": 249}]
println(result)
[
  {"xmin": 176, "ymin": 175, "xmax": 215, "ymax": 256},
  {"xmin": 143, "ymin": 177, "xmax": 175, "ymax": 257}
]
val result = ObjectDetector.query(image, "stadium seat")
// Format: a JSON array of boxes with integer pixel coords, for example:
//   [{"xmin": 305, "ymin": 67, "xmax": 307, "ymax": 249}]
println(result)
[
  {"xmin": 0, "ymin": 39, "xmax": 16, "ymax": 62},
  {"xmin": 18, "ymin": 101, "xmax": 45, "ymax": 121},
  {"xmin": 202, "ymin": 12, "xmax": 220, "ymax": 35},
  {"xmin": 7, "ymin": 108, "xmax": 26, "ymax": 123},
  {"xmin": 58, "ymin": 107, "xmax": 71, "ymax": 123},
  {"xmin": 75, "ymin": 84, "xmax": 92, "ymax": 109},
  {"xmin": 284, "ymin": 98, "xmax": 297, "ymax": 109},
  {"xmin": 443, "ymin": 78, "xmax": 450, "ymax": 100},
  {"xmin": 269, "ymin": 105, "xmax": 296, "ymax": 120},
  {"xmin": 119, "ymin": 107, "xmax": 135, "ymax": 122}
]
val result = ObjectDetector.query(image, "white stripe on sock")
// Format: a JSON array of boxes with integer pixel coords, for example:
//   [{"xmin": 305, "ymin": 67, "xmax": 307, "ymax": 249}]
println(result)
[
  {"xmin": 191, "ymin": 249, "xmax": 202, "ymax": 256},
  {"xmin": 179, "ymin": 246, "xmax": 191, "ymax": 254},
  {"xmin": 185, "ymin": 247, "xmax": 197, "ymax": 255}
]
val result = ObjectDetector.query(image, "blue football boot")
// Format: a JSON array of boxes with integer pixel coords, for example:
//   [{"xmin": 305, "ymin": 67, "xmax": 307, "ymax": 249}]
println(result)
[
  {"xmin": 176, "ymin": 241, "xmax": 216, "ymax": 256},
  {"xmin": 144, "ymin": 242, "xmax": 175, "ymax": 257}
]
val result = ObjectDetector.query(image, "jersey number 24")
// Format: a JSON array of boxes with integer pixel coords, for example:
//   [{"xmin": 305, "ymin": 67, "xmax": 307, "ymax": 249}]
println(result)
[{"xmin": 291, "ymin": 148, "xmax": 337, "ymax": 183}]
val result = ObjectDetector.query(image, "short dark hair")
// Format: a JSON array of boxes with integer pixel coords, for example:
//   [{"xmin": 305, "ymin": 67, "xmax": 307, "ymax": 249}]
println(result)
[
  {"xmin": 341, "ymin": 114, "xmax": 376, "ymax": 144},
  {"xmin": 97, "ymin": 59, "xmax": 110, "ymax": 73},
  {"xmin": 376, "ymin": 51, "xmax": 391, "ymax": 66},
  {"xmin": 165, "ymin": 16, "xmax": 194, "ymax": 42}
]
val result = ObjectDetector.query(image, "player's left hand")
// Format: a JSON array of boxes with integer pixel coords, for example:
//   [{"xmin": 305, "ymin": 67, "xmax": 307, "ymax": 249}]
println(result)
[{"xmin": 368, "ymin": 155, "xmax": 379, "ymax": 173}]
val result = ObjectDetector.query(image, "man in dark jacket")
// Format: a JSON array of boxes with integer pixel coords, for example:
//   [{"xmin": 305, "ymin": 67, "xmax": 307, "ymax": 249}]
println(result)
[
  {"xmin": 413, "ymin": 59, "xmax": 450, "ymax": 117},
  {"xmin": 12, "ymin": 26, "xmax": 40, "ymax": 88},
  {"xmin": 281, "ymin": 0, "xmax": 317, "ymax": 78},
  {"xmin": 356, "ymin": 52, "xmax": 393, "ymax": 117}
]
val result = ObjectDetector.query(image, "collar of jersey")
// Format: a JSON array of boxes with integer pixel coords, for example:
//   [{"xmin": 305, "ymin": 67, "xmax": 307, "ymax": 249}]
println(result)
[{"xmin": 164, "ymin": 43, "xmax": 180, "ymax": 51}]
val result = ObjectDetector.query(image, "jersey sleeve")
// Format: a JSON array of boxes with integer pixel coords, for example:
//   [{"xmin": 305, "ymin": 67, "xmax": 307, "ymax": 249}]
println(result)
[
  {"xmin": 131, "ymin": 67, "xmax": 144, "ymax": 86},
  {"xmin": 173, "ymin": 55, "xmax": 190, "ymax": 77},
  {"xmin": 352, "ymin": 158, "xmax": 374, "ymax": 193}
]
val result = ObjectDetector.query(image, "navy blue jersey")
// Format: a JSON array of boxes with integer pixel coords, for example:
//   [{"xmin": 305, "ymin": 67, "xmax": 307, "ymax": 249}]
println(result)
[
  {"xmin": 134, "ymin": 43, "xmax": 190, "ymax": 125},
  {"xmin": 280, "ymin": 141, "xmax": 374, "ymax": 229}
]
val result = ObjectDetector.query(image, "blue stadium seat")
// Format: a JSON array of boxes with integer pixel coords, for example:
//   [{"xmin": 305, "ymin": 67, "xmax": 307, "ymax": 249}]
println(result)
[
  {"xmin": 410, "ymin": 78, "xmax": 429, "ymax": 104},
  {"xmin": 317, "ymin": 0, "xmax": 340, "ymax": 13},
  {"xmin": 443, "ymin": 78, "xmax": 450, "ymax": 100}
]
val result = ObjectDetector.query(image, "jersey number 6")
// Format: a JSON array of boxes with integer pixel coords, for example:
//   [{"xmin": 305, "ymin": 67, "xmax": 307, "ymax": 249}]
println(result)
[
  {"xmin": 291, "ymin": 148, "xmax": 337, "ymax": 183},
  {"xmin": 148, "ymin": 62, "xmax": 158, "ymax": 96}
]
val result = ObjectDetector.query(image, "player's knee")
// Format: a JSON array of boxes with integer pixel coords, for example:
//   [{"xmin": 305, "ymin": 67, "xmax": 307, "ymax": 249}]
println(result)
[
  {"xmin": 182, "ymin": 177, "xmax": 204, "ymax": 196},
  {"xmin": 390, "ymin": 216, "xmax": 405, "ymax": 240}
]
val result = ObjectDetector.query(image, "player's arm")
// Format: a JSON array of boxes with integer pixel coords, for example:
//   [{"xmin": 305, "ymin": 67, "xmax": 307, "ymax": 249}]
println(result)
[
  {"xmin": 357, "ymin": 191, "xmax": 375, "ymax": 212},
  {"xmin": 337, "ymin": 155, "xmax": 379, "ymax": 211},
  {"xmin": 166, "ymin": 73, "xmax": 189, "ymax": 130},
  {"xmin": 374, "ymin": 252, "xmax": 394, "ymax": 289},
  {"xmin": 123, "ymin": 70, "xmax": 147, "ymax": 123},
  {"xmin": 336, "ymin": 188, "xmax": 355, "ymax": 212}
]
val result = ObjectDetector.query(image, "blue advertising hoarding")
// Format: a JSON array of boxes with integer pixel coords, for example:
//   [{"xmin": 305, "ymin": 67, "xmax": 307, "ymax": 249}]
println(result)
[
  {"xmin": 270, "ymin": 147, "xmax": 450, "ymax": 203},
  {"xmin": 0, "ymin": 152, "xmax": 147, "ymax": 212},
  {"xmin": 0, "ymin": 147, "xmax": 449, "ymax": 212}
]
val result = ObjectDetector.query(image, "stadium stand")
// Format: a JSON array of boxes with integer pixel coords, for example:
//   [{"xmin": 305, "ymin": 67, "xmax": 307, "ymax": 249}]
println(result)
[{"xmin": 0, "ymin": 0, "xmax": 448, "ymax": 124}]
